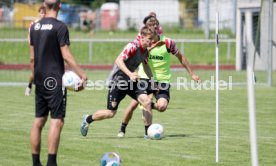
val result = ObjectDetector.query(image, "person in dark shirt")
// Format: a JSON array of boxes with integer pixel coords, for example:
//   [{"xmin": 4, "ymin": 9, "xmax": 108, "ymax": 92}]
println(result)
[{"xmin": 29, "ymin": 1, "xmax": 87, "ymax": 166}]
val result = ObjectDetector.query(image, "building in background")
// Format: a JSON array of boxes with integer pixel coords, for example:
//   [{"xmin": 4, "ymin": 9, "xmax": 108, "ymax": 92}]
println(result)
[
  {"xmin": 118, "ymin": 0, "xmax": 179, "ymax": 30},
  {"xmin": 13, "ymin": 3, "xmax": 43, "ymax": 28},
  {"xmin": 235, "ymin": 0, "xmax": 276, "ymax": 71},
  {"xmin": 198, "ymin": 0, "xmax": 236, "ymax": 32},
  {"xmin": 100, "ymin": 2, "xmax": 119, "ymax": 31}
]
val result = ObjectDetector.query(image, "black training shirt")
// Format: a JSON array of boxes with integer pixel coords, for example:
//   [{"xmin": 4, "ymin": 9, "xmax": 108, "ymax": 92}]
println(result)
[{"xmin": 30, "ymin": 17, "xmax": 70, "ymax": 86}]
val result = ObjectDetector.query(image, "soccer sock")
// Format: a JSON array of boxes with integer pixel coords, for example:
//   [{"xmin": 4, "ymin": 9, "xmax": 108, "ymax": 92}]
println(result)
[
  {"xmin": 47, "ymin": 154, "xmax": 57, "ymax": 166},
  {"xmin": 151, "ymin": 102, "xmax": 156, "ymax": 110},
  {"xmin": 86, "ymin": 115, "xmax": 94, "ymax": 124},
  {"xmin": 120, "ymin": 123, "xmax": 128, "ymax": 133},
  {"xmin": 28, "ymin": 82, "xmax": 32, "ymax": 88},
  {"xmin": 32, "ymin": 154, "xmax": 41, "ymax": 166},
  {"xmin": 145, "ymin": 125, "xmax": 150, "ymax": 135}
]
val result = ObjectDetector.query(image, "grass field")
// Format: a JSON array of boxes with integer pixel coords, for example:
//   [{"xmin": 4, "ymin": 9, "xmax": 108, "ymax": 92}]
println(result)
[{"xmin": 0, "ymin": 70, "xmax": 275, "ymax": 166}]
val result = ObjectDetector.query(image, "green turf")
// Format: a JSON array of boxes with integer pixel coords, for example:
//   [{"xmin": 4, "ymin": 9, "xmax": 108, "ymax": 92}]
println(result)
[{"xmin": 0, "ymin": 70, "xmax": 275, "ymax": 165}]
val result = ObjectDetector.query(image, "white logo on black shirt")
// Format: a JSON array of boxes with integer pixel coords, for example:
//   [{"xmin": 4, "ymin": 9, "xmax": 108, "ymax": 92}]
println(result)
[
  {"xmin": 34, "ymin": 23, "xmax": 41, "ymax": 30},
  {"xmin": 41, "ymin": 24, "xmax": 53, "ymax": 30}
]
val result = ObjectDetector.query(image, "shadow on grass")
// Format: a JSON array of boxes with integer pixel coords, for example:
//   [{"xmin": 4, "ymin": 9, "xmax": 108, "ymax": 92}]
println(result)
[
  {"xmin": 90, "ymin": 133, "xmax": 189, "ymax": 139},
  {"xmin": 165, "ymin": 134, "xmax": 189, "ymax": 138}
]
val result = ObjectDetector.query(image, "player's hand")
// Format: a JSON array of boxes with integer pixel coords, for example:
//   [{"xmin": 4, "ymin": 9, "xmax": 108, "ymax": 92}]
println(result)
[
  {"xmin": 129, "ymin": 72, "xmax": 139, "ymax": 81},
  {"xmin": 191, "ymin": 74, "xmax": 200, "ymax": 82},
  {"xmin": 154, "ymin": 41, "xmax": 165, "ymax": 47},
  {"xmin": 25, "ymin": 87, "xmax": 32, "ymax": 96},
  {"xmin": 153, "ymin": 82, "xmax": 160, "ymax": 94},
  {"xmin": 75, "ymin": 75, "xmax": 88, "ymax": 92},
  {"xmin": 148, "ymin": 41, "xmax": 165, "ymax": 51}
]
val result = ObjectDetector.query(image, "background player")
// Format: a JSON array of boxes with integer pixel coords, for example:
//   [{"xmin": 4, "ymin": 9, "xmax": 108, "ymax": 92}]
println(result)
[{"xmin": 25, "ymin": 5, "xmax": 46, "ymax": 96}]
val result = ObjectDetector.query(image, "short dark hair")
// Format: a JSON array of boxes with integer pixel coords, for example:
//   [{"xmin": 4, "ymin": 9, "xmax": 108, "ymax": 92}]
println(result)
[
  {"xmin": 44, "ymin": 0, "xmax": 60, "ymax": 11},
  {"xmin": 143, "ymin": 15, "xmax": 155, "ymax": 24}
]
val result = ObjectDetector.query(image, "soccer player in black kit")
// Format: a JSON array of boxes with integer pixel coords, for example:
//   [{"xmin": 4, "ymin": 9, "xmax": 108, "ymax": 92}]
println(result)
[{"xmin": 29, "ymin": 0, "xmax": 87, "ymax": 166}]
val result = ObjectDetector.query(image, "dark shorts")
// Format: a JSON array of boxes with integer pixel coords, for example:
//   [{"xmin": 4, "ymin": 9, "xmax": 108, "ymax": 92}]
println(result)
[
  {"xmin": 107, "ymin": 81, "xmax": 147, "ymax": 111},
  {"xmin": 155, "ymin": 82, "xmax": 170, "ymax": 102},
  {"xmin": 35, "ymin": 85, "xmax": 67, "ymax": 119},
  {"xmin": 139, "ymin": 78, "xmax": 158, "ymax": 95}
]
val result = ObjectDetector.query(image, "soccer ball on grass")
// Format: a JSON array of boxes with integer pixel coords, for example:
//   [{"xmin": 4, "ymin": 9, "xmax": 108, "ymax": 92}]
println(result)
[
  {"xmin": 100, "ymin": 152, "xmax": 121, "ymax": 166},
  {"xmin": 147, "ymin": 123, "xmax": 164, "ymax": 140}
]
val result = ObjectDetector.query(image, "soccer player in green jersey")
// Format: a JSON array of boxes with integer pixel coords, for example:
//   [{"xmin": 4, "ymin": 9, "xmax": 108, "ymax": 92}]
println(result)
[{"xmin": 118, "ymin": 16, "xmax": 200, "ymax": 138}]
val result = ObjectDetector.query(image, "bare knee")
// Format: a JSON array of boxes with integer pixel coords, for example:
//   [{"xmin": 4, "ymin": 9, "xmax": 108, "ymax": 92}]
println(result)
[
  {"xmin": 141, "ymin": 98, "xmax": 151, "ymax": 109},
  {"xmin": 33, "ymin": 117, "xmax": 47, "ymax": 129},
  {"xmin": 156, "ymin": 102, "xmax": 168, "ymax": 112},
  {"xmin": 107, "ymin": 110, "xmax": 116, "ymax": 118},
  {"xmin": 155, "ymin": 98, "xmax": 168, "ymax": 112},
  {"xmin": 51, "ymin": 118, "xmax": 64, "ymax": 128},
  {"xmin": 130, "ymin": 100, "xmax": 139, "ymax": 110}
]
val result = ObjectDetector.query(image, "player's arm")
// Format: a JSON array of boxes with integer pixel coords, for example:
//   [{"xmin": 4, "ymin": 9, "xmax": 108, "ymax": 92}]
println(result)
[
  {"xmin": 142, "ymin": 61, "xmax": 153, "ymax": 79},
  {"xmin": 115, "ymin": 55, "xmax": 138, "ymax": 81},
  {"xmin": 175, "ymin": 51, "xmax": 200, "ymax": 81},
  {"xmin": 61, "ymin": 45, "xmax": 87, "ymax": 82},
  {"xmin": 29, "ymin": 46, "xmax": 34, "ymax": 80},
  {"xmin": 165, "ymin": 38, "xmax": 200, "ymax": 81},
  {"xmin": 58, "ymin": 24, "xmax": 87, "ymax": 83},
  {"xmin": 29, "ymin": 45, "xmax": 34, "ymax": 85},
  {"xmin": 115, "ymin": 43, "xmax": 138, "ymax": 80},
  {"xmin": 148, "ymin": 41, "xmax": 165, "ymax": 52},
  {"xmin": 25, "ymin": 45, "xmax": 35, "ymax": 96}
]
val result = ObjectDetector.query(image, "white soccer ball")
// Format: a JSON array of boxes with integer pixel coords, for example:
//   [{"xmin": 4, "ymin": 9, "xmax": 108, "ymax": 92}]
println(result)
[
  {"xmin": 106, "ymin": 161, "xmax": 121, "ymax": 166},
  {"xmin": 100, "ymin": 152, "xmax": 121, "ymax": 166},
  {"xmin": 62, "ymin": 70, "xmax": 81, "ymax": 91},
  {"xmin": 147, "ymin": 123, "xmax": 164, "ymax": 140}
]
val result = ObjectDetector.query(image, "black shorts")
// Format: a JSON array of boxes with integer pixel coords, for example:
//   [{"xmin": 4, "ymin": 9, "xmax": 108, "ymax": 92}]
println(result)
[
  {"xmin": 139, "ymin": 78, "xmax": 158, "ymax": 95},
  {"xmin": 155, "ymin": 82, "xmax": 170, "ymax": 102},
  {"xmin": 107, "ymin": 81, "xmax": 147, "ymax": 111},
  {"xmin": 35, "ymin": 85, "xmax": 67, "ymax": 119}
]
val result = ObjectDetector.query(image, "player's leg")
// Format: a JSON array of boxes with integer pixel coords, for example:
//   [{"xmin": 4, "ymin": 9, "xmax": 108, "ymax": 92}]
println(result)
[
  {"xmin": 81, "ymin": 109, "xmax": 118, "ymax": 137},
  {"xmin": 118, "ymin": 99, "xmax": 139, "ymax": 137},
  {"xmin": 90, "ymin": 109, "xmax": 117, "ymax": 120},
  {"xmin": 80, "ymin": 86, "xmax": 126, "ymax": 136},
  {"xmin": 47, "ymin": 118, "xmax": 64, "ymax": 166},
  {"xmin": 30, "ymin": 86, "xmax": 48, "ymax": 166},
  {"xmin": 123, "ymin": 99, "xmax": 139, "ymax": 124},
  {"xmin": 137, "ymin": 94, "xmax": 152, "ymax": 136},
  {"xmin": 46, "ymin": 87, "xmax": 66, "ymax": 166},
  {"xmin": 154, "ymin": 83, "xmax": 170, "ymax": 112},
  {"xmin": 30, "ymin": 117, "xmax": 47, "ymax": 166}
]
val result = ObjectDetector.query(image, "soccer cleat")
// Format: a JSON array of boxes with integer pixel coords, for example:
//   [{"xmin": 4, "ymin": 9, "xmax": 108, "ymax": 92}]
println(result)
[
  {"xmin": 138, "ymin": 103, "xmax": 144, "ymax": 110},
  {"xmin": 80, "ymin": 114, "xmax": 89, "ymax": 136},
  {"xmin": 144, "ymin": 134, "xmax": 150, "ymax": 140},
  {"xmin": 117, "ymin": 131, "xmax": 125, "ymax": 138}
]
